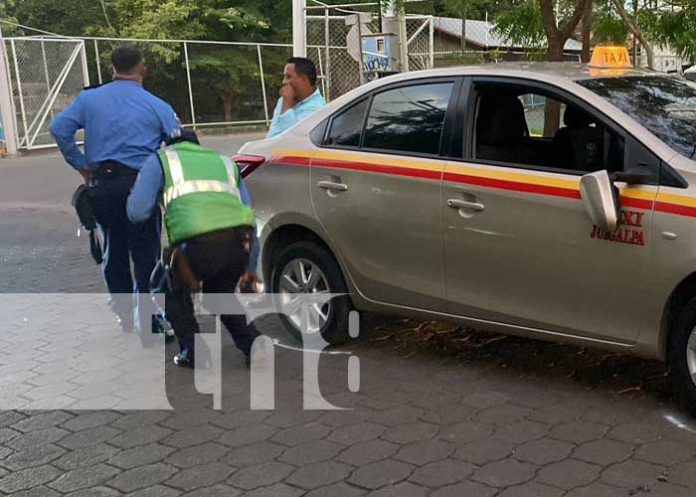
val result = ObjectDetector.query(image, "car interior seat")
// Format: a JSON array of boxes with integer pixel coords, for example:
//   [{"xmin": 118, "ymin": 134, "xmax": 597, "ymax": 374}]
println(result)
[{"xmin": 475, "ymin": 92, "xmax": 532, "ymax": 164}]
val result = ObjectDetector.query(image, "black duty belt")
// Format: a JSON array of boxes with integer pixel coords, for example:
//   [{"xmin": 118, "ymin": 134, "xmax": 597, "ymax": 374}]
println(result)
[{"xmin": 91, "ymin": 161, "xmax": 139, "ymax": 179}]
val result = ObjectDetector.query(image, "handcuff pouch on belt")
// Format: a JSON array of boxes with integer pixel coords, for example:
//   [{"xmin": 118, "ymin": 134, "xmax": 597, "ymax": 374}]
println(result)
[{"xmin": 71, "ymin": 184, "xmax": 103, "ymax": 265}]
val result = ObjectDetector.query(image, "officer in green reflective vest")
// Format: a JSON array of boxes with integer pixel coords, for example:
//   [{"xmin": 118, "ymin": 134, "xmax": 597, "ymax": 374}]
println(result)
[{"xmin": 127, "ymin": 130, "xmax": 260, "ymax": 368}]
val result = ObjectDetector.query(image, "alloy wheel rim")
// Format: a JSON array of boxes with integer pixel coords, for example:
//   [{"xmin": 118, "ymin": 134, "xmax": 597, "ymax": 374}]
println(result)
[{"xmin": 279, "ymin": 258, "xmax": 330, "ymax": 335}]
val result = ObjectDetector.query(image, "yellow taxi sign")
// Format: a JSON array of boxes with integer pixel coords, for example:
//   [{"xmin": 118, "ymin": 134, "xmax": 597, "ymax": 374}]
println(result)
[{"xmin": 589, "ymin": 46, "xmax": 632, "ymax": 69}]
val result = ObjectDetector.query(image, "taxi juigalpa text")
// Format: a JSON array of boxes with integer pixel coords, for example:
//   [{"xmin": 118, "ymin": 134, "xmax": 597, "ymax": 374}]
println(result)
[{"xmin": 591, "ymin": 210, "xmax": 645, "ymax": 246}]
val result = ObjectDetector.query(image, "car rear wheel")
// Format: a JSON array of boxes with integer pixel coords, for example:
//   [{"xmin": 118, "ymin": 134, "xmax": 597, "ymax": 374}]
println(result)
[
  {"xmin": 668, "ymin": 297, "xmax": 696, "ymax": 414},
  {"xmin": 271, "ymin": 240, "xmax": 353, "ymax": 345}
]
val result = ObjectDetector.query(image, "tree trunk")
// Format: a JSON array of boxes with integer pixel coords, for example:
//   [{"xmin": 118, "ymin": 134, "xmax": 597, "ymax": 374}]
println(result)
[
  {"xmin": 581, "ymin": 0, "xmax": 593, "ymax": 63},
  {"xmin": 611, "ymin": 0, "xmax": 654, "ymax": 69},
  {"xmin": 221, "ymin": 93, "xmax": 234, "ymax": 122}
]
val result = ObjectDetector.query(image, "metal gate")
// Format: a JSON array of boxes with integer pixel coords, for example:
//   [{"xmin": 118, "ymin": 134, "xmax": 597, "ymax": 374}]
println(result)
[{"xmin": 4, "ymin": 37, "xmax": 88, "ymax": 150}]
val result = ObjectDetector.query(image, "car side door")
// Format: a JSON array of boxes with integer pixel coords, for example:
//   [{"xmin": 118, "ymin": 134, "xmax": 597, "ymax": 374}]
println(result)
[
  {"xmin": 310, "ymin": 78, "xmax": 461, "ymax": 312},
  {"xmin": 442, "ymin": 77, "xmax": 660, "ymax": 344}
]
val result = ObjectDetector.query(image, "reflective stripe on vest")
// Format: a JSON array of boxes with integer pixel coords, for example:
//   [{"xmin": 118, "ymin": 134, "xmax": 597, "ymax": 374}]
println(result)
[{"xmin": 162, "ymin": 149, "xmax": 240, "ymax": 207}]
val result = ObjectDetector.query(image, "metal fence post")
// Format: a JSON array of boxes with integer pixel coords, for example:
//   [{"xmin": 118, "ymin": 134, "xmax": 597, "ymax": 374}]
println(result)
[
  {"xmin": 324, "ymin": 7, "xmax": 331, "ymax": 101},
  {"xmin": 0, "ymin": 27, "xmax": 18, "ymax": 155},
  {"xmin": 10, "ymin": 39, "xmax": 29, "ymax": 149},
  {"xmin": 256, "ymin": 44, "xmax": 269, "ymax": 126},
  {"xmin": 39, "ymin": 38, "xmax": 55, "ymax": 120},
  {"xmin": 429, "ymin": 16, "xmax": 435, "ymax": 68},
  {"xmin": 183, "ymin": 42, "xmax": 196, "ymax": 129},
  {"xmin": 80, "ymin": 41, "xmax": 90, "ymax": 87},
  {"xmin": 94, "ymin": 39, "xmax": 102, "ymax": 85}
]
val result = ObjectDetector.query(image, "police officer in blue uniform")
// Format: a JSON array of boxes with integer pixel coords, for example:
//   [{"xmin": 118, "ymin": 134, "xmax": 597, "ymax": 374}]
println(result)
[{"xmin": 50, "ymin": 45, "xmax": 181, "ymax": 337}]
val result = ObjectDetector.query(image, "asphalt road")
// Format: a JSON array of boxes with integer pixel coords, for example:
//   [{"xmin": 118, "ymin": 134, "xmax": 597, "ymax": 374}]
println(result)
[{"xmin": 2, "ymin": 135, "xmax": 696, "ymax": 497}]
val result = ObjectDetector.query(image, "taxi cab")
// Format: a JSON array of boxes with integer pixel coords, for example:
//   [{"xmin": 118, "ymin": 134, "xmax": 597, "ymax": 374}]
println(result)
[{"xmin": 237, "ymin": 47, "xmax": 696, "ymax": 411}]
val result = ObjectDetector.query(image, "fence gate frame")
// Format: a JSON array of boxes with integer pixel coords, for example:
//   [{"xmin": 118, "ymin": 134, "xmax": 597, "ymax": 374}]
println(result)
[{"xmin": 5, "ymin": 36, "xmax": 89, "ymax": 151}]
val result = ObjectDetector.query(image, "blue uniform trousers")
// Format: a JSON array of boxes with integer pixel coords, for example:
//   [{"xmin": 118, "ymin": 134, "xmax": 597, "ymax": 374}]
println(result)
[{"xmin": 88, "ymin": 162, "xmax": 161, "ymax": 334}]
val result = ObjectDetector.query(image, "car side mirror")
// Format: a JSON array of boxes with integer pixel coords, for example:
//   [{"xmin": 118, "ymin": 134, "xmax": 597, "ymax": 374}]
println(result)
[{"xmin": 580, "ymin": 170, "xmax": 621, "ymax": 232}]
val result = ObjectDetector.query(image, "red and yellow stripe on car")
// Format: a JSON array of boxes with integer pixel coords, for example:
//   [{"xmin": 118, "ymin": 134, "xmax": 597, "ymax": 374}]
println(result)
[{"xmin": 271, "ymin": 149, "xmax": 696, "ymax": 218}]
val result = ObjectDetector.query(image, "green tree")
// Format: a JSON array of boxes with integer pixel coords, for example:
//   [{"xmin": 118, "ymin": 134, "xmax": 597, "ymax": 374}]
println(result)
[{"xmin": 642, "ymin": 0, "xmax": 696, "ymax": 63}]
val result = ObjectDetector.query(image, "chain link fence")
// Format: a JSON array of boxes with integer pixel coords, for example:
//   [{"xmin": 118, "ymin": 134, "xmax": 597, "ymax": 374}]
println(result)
[{"xmin": 3, "ymin": 37, "xmax": 87, "ymax": 149}]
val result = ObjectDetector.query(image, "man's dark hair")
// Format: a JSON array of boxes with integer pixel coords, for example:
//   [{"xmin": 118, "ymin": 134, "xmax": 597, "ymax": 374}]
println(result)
[
  {"xmin": 112, "ymin": 45, "xmax": 143, "ymax": 74},
  {"xmin": 287, "ymin": 57, "xmax": 317, "ymax": 86}
]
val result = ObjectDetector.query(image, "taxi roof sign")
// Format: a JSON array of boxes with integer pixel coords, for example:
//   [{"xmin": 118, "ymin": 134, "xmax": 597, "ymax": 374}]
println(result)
[{"xmin": 589, "ymin": 46, "xmax": 632, "ymax": 69}]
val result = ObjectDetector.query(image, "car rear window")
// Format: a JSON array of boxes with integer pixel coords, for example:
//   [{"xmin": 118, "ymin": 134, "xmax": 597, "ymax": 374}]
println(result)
[
  {"xmin": 326, "ymin": 98, "xmax": 369, "ymax": 147},
  {"xmin": 362, "ymin": 82, "xmax": 454, "ymax": 155},
  {"xmin": 578, "ymin": 76, "xmax": 696, "ymax": 160}
]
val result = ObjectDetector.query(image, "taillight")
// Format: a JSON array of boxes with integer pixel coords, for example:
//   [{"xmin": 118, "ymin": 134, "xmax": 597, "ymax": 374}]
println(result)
[{"xmin": 234, "ymin": 154, "xmax": 266, "ymax": 178}]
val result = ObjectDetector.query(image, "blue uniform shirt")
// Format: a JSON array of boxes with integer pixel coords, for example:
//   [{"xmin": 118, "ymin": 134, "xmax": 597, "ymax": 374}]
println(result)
[
  {"xmin": 267, "ymin": 88, "xmax": 326, "ymax": 138},
  {"xmin": 127, "ymin": 153, "xmax": 259, "ymax": 271},
  {"xmin": 49, "ymin": 80, "xmax": 181, "ymax": 171}
]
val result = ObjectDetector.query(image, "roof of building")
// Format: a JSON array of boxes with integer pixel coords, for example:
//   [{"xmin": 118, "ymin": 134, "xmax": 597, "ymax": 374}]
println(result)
[{"xmin": 432, "ymin": 16, "xmax": 583, "ymax": 52}]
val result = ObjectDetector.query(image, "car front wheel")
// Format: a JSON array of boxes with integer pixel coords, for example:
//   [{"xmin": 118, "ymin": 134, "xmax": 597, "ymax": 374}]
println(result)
[
  {"xmin": 668, "ymin": 297, "xmax": 696, "ymax": 415},
  {"xmin": 270, "ymin": 240, "xmax": 353, "ymax": 346}
]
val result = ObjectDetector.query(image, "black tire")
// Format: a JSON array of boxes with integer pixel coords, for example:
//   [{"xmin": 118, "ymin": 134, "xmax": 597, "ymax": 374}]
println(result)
[
  {"xmin": 668, "ymin": 297, "xmax": 696, "ymax": 415},
  {"xmin": 270, "ymin": 240, "xmax": 354, "ymax": 345}
]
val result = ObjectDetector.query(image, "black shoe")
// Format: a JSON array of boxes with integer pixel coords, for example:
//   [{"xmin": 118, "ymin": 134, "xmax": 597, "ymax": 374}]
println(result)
[{"xmin": 173, "ymin": 352, "xmax": 194, "ymax": 368}]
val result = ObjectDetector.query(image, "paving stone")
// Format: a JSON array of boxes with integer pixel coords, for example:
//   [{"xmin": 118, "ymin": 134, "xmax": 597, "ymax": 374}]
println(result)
[
  {"xmin": 243, "ymin": 483, "xmax": 304, "ymax": 497},
  {"xmin": 536, "ymin": 459, "xmax": 601, "ymax": 490},
  {"xmin": 381, "ymin": 422, "xmax": 439, "ymax": 444},
  {"xmin": 472, "ymin": 459, "xmax": 537, "ymax": 488},
  {"xmin": 338, "ymin": 439, "xmax": 398, "ymax": 466},
  {"xmin": 286, "ymin": 460, "xmax": 353, "ymax": 490},
  {"xmin": 110, "ymin": 412, "xmax": 171, "ymax": 431},
  {"xmin": 409, "ymin": 459, "xmax": 474, "ymax": 487},
  {"xmin": 528, "ymin": 404, "xmax": 579, "ymax": 425},
  {"xmin": 453, "ymin": 440, "xmax": 514, "ymax": 465},
  {"xmin": 58, "ymin": 426, "xmax": 121, "ymax": 450},
  {"xmin": 394, "ymin": 439, "xmax": 455, "ymax": 466},
  {"xmin": 497, "ymin": 482, "xmax": 564, "ymax": 497},
  {"xmin": 0, "ymin": 427, "xmax": 20, "ymax": 444},
  {"xmin": 7, "ymin": 426, "xmax": 69, "ymax": 450},
  {"xmin": 224, "ymin": 441, "xmax": 285, "ymax": 467},
  {"xmin": 514, "ymin": 438, "xmax": 573, "ymax": 465},
  {"xmin": 108, "ymin": 463, "xmax": 178, "ymax": 493},
  {"xmin": 633, "ymin": 482, "xmax": 695, "ymax": 497},
  {"xmin": 264, "ymin": 410, "xmax": 322, "ymax": 428},
  {"xmin": 607, "ymin": 423, "xmax": 664, "ymax": 444},
  {"xmin": 431, "ymin": 480, "xmax": 497, "ymax": 497},
  {"xmin": 0, "ymin": 443, "xmax": 65, "ymax": 470},
  {"xmin": 474, "ymin": 404, "xmax": 532, "ymax": 426},
  {"xmin": 271, "ymin": 422, "xmax": 331, "ymax": 447},
  {"xmin": 420, "ymin": 403, "xmax": 477, "ymax": 425},
  {"xmin": 48, "ymin": 463, "xmax": 121, "ymax": 493},
  {"xmin": 549, "ymin": 420, "xmax": 608, "ymax": 444},
  {"xmin": 670, "ymin": 459, "xmax": 696, "ymax": 488},
  {"xmin": 366, "ymin": 482, "xmax": 429, "ymax": 497},
  {"xmin": 0, "ymin": 464, "xmax": 62, "ymax": 494},
  {"xmin": 65, "ymin": 487, "xmax": 122, "ymax": 497},
  {"xmin": 410, "ymin": 391, "xmax": 460, "ymax": 409},
  {"xmin": 53, "ymin": 443, "xmax": 120, "ymax": 470},
  {"xmin": 600, "ymin": 460, "xmax": 666, "ymax": 489},
  {"xmin": 110, "ymin": 443, "xmax": 176, "ymax": 469},
  {"xmin": 125, "ymin": 485, "xmax": 182, "ymax": 497},
  {"xmin": 305, "ymin": 482, "xmax": 366, "ymax": 497},
  {"xmin": 165, "ymin": 462, "xmax": 234, "ymax": 491},
  {"xmin": 348, "ymin": 459, "xmax": 414, "ymax": 490},
  {"xmin": 634, "ymin": 440, "xmax": 696, "ymax": 465},
  {"xmin": 319, "ymin": 409, "xmax": 372, "ymax": 428},
  {"xmin": 111, "ymin": 425, "xmax": 173, "ymax": 449},
  {"xmin": 0, "ymin": 412, "xmax": 26, "ymax": 428},
  {"xmin": 278, "ymin": 439, "xmax": 343, "ymax": 466},
  {"xmin": 161, "ymin": 410, "xmax": 221, "ymax": 430},
  {"xmin": 161, "ymin": 425, "xmax": 225, "ymax": 449},
  {"xmin": 573, "ymin": 439, "xmax": 634, "ymax": 466},
  {"xmin": 12, "ymin": 486, "xmax": 61, "ymax": 497},
  {"xmin": 439, "ymin": 421, "xmax": 494, "ymax": 444},
  {"xmin": 212, "ymin": 410, "xmax": 271, "ymax": 430},
  {"xmin": 492, "ymin": 420, "xmax": 548, "ymax": 445},
  {"xmin": 218, "ymin": 424, "xmax": 277, "ymax": 448},
  {"xmin": 181, "ymin": 483, "xmax": 240, "ymax": 497},
  {"xmin": 462, "ymin": 391, "xmax": 510, "ymax": 409},
  {"xmin": 327, "ymin": 422, "xmax": 385, "ymax": 445},
  {"xmin": 371, "ymin": 406, "xmax": 422, "ymax": 427},
  {"xmin": 10, "ymin": 411, "xmax": 73, "ymax": 433},
  {"xmin": 564, "ymin": 482, "xmax": 629, "ymax": 497},
  {"xmin": 59, "ymin": 411, "xmax": 122, "ymax": 432},
  {"xmin": 228, "ymin": 461, "xmax": 295, "ymax": 490}
]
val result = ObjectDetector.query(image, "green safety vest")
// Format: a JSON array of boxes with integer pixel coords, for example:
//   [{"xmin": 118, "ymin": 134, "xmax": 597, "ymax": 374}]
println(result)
[{"xmin": 159, "ymin": 142, "xmax": 254, "ymax": 245}]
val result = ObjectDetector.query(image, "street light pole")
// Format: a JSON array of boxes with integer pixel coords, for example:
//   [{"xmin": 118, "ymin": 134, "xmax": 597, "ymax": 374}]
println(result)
[
  {"xmin": 0, "ymin": 25, "xmax": 18, "ymax": 156},
  {"xmin": 293, "ymin": 0, "xmax": 307, "ymax": 57}
]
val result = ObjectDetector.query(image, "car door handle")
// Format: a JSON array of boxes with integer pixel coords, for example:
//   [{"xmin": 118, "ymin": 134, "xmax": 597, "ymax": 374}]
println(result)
[
  {"xmin": 447, "ymin": 198, "xmax": 485, "ymax": 212},
  {"xmin": 317, "ymin": 180, "xmax": 348, "ymax": 192}
]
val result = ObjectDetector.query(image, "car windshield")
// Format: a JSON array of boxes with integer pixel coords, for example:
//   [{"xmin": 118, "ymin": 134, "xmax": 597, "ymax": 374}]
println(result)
[{"xmin": 577, "ymin": 76, "xmax": 696, "ymax": 160}]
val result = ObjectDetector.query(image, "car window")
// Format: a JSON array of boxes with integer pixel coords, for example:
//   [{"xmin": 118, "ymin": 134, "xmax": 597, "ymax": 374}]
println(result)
[
  {"xmin": 472, "ymin": 84, "xmax": 624, "ymax": 174},
  {"xmin": 363, "ymin": 82, "xmax": 454, "ymax": 155},
  {"xmin": 326, "ymin": 98, "xmax": 369, "ymax": 147}
]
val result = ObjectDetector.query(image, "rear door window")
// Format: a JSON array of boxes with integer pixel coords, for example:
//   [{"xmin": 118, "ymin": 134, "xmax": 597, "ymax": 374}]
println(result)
[
  {"xmin": 362, "ymin": 82, "xmax": 454, "ymax": 155},
  {"xmin": 325, "ymin": 98, "xmax": 369, "ymax": 147}
]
